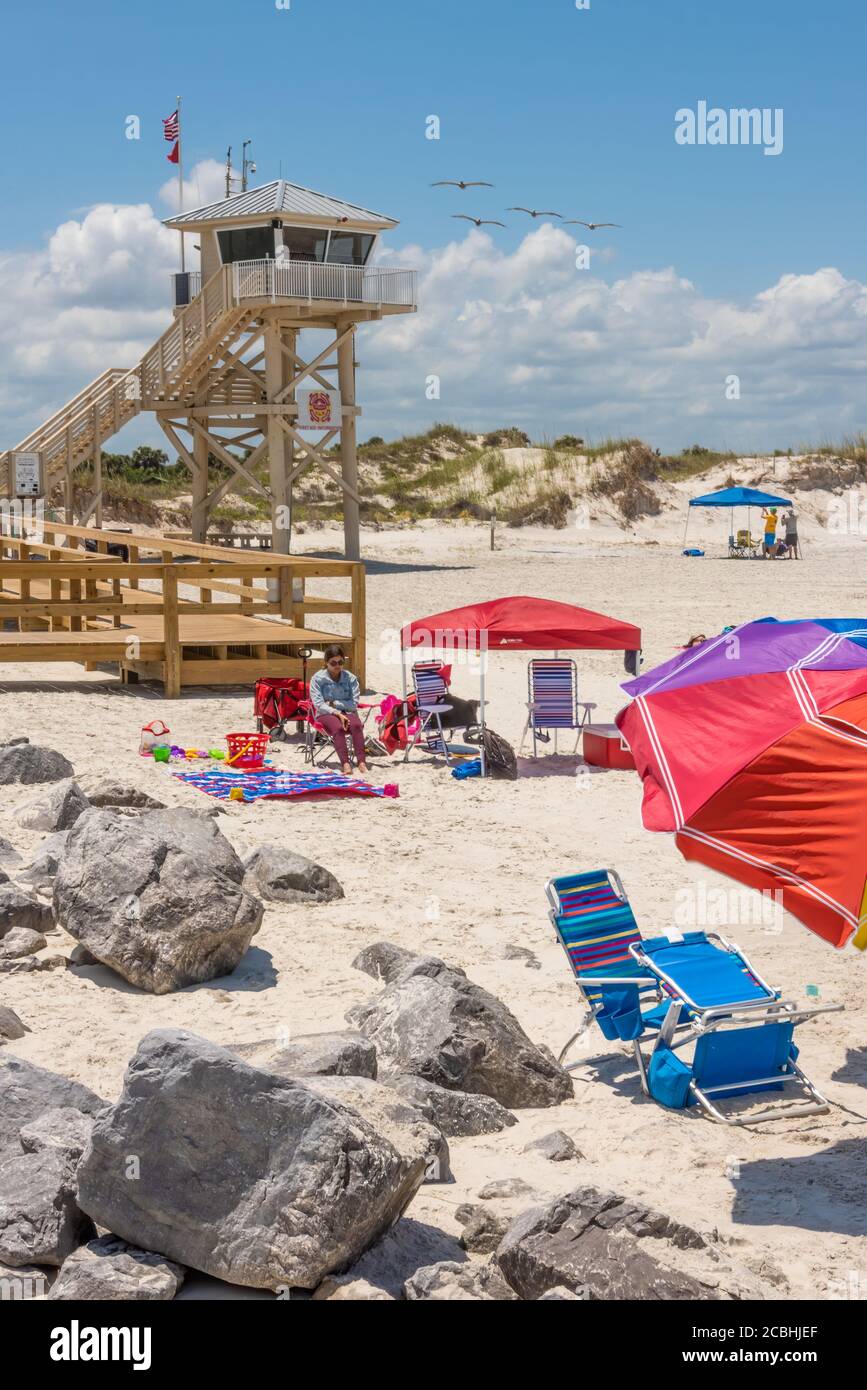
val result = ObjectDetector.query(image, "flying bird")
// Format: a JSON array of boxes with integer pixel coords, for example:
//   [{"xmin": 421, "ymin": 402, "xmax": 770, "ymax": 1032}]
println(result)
[
  {"xmin": 452, "ymin": 215, "xmax": 506, "ymax": 227},
  {"xmin": 507, "ymin": 207, "xmax": 563, "ymax": 219},
  {"xmin": 563, "ymin": 220, "xmax": 622, "ymax": 230},
  {"xmin": 432, "ymin": 180, "xmax": 494, "ymax": 189}
]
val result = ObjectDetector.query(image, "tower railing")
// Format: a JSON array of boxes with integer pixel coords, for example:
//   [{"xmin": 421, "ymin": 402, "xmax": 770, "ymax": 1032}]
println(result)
[{"xmin": 232, "ymin": 258, "xmax": 417, "ymax": 308}]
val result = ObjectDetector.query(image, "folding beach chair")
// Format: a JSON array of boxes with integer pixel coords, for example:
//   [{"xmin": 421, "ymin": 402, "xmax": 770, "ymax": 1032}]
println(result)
[
  {"xmin": 521, "ymin": 658, "xmax": 595, "ymax": 755},
  {"xmin": 546, "ymin": 868, "xmax": 842, "ymax": 1126},
  {"xmin": 728, "ymin": 529, "xmax": 761, "ymax": 559},
  {"xmin": 300, "ymin": 699, "xmax": 385, "ymax": 768},
  {"xmin": 403, "ymin": 661, "xmax": 453, "ymax": 764}
]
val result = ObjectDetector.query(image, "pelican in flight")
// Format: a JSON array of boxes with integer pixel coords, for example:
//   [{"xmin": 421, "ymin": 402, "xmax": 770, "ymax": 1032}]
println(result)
[
  {"xmin": 432, "ymin": 180, "xmax": 494, "ymax": 189},
  {"xmin": 452, "ymin": 215, "xmax": 506, "ymax": 227}
]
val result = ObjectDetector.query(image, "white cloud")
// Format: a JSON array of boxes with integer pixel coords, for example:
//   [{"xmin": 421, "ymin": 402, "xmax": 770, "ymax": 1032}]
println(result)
[
  {"xmin": 2, "ymin": 207, "xmax": 866, "ymax": 456},
  {"xmin": 159, "ymin": 159, "xmax": 228, "ymax": 213}
]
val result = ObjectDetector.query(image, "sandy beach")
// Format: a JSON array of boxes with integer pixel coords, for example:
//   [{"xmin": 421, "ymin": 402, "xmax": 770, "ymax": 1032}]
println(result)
[{"xmin": 2, "ymin": 520, "xmax": 866, "ymax": 1299}]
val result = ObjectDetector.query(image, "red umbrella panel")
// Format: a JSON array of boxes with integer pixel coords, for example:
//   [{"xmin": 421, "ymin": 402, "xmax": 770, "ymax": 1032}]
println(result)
[{"xmin": 617, "ymin": 619, "xmax": 867, "ymax": 949}]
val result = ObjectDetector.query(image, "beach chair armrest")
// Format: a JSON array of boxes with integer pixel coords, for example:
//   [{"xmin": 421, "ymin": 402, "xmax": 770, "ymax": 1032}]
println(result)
[
  {"xmin": 697, "ymin": 1000, "xmax": 843, "ymax": 1031},
  {"xmin": 578, "ymin": 974, "xmax": 655, "ymax": 986}
]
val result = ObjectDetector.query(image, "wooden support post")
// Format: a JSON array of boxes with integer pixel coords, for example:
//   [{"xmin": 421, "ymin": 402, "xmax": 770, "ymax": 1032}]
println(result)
[
  {"xmin": 162, "ymin": 566, "xmax": 181, "ymax": 699},
  {"xmin": 191, "ymin": 417, "xmax": 210, "ymax": 543},
  {"xmin": 352, "ymin": 561, "xmax": 366, "ymax": 688},
  {"xmin": 65, "ymin": 424, "xmax": 75, "ymax": 524},
  {"xmin": 337, "ymin": 324, "xmax": 360, "ymax": 560},
  {"xmin": 264, "ymin": 319, "xmax": 291, "ymax": 557}
]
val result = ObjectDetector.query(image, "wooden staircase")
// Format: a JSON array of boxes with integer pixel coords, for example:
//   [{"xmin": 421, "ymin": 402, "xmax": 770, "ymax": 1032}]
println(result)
[{"xmin": 1, "ymin": 265, "xmax": 259, "ymax": 496}]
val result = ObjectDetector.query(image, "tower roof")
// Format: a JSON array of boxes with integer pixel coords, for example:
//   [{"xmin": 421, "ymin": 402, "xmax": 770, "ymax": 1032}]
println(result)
[{"xmin": 164, "ymin": 179, "xmax": 397, "ymax": 232}]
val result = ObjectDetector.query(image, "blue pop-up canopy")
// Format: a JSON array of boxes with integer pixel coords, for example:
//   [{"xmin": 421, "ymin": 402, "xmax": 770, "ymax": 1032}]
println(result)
[
  {"xmin": 683, "ymin": 485, "xmax": 793, "ymax": 553},
  {"xmin": 689, "ymin": 486, "xmax": 792, "ymax": 508}
]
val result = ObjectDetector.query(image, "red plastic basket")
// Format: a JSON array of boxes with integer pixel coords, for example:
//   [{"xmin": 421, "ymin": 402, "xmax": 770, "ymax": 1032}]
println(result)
[{"xmin": 225, "ymin": 731, "xmax": 270, "ymax": 771}]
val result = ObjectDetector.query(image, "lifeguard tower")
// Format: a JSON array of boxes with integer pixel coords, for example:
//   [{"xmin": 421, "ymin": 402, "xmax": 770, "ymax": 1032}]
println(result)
[{"xmin": 1, "ymin": 179, "xmax": 417, "ymax": 559}]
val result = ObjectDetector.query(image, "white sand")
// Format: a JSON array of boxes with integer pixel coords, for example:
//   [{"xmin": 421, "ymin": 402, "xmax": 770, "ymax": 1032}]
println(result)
[{"xmin": 2, "ymin": 519, "xmax": 866, "ymax": 1298}]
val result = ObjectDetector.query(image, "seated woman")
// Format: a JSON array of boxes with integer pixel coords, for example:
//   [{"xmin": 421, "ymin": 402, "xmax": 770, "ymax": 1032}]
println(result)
[{"xmin": 309, "ymin": 644, "xmax": 370, "ymax": 777}]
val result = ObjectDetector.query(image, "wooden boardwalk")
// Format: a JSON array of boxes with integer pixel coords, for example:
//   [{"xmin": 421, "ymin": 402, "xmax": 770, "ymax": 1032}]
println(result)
[{"xmin": 0, "ymin": 521, "xmax": 365, "ymax": 696}]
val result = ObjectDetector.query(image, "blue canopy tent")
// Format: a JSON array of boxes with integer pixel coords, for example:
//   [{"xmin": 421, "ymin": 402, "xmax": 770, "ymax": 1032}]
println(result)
[{"xmin": 684, "ymin": 485, "xmax": 793, "ymax": 555}]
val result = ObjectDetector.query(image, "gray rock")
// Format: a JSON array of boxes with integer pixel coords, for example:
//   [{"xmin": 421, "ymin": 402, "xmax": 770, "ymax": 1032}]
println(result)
[
  {"xmin": 456, "ymin": 1206, "xmax": 511, "ymax": 1255},
  {"xmin": 0, "ymin": 836, "xmax": 21, "ymax": 865},
  {"xmin": 75, "ymin": 775, "xmax": 166, "ymax": 811},
  {"xmin": 17, "ymin": 779, "xmax": 89, "ymax": 833},
  {"xmin": 0, "ymin": 1007, "xmax": 28, "ymax": 1042},
  {"xmin": 495, "ymin": 1187, "xmax": 715, "ymax": 1301},
  {"xmin": 0, "ymin": 956, "xmax": 39, "ymax": 975},
  {"xmin": 0, "ymin": 885, "xmax": 53, "ymax": 939},
  {"xmin": 0, "ymin": 1053, "xmax": 105, "ymax": 1161},
  {"xmin": 18, "ymin": 833, "xmax": 68, "ymax": 895},
  {"xmin": 404, "ymin": 1260, "xmax": 519, "ymax": 1301},
  {"xmin": 0, "ymin": 744, "xmax": 74, "ymax": 786},
  {"xmin": 388, "ymin": 1074, "xmax": 516, "ymax": 1138},
  {"xmin": 348, "ymin": 944, "xmax": 573, "ymax": 1109},
  {"xmin": 312, "ymin": 1276, "xmax": 396, "ymax": 1301},
  {"xmin": 234, "ymin": 1029, "xmax": 377, "ymax": 1080},
  {"xmin": 19, "ymin": 1106, "xmax": 95, "ymax": 1164},
  {"xmin": 0, "ymin": 737, "xmax": 29, "ymax": 748},
  {"xmin": 76, "ymin": 1029, "xmax": 428, "ymax": 1290},
  {"xmin": 53, "ymin": 808, "xmax": 264, "ymax": 994},
  {"xmin": 37, "ymin": 954, "xmax": 69, "ymax": 972},
  {"xmin": 478, "ymin": 1178, "xmax": 537, "ymax": 1201},
  {"xmin": 47, "ymin": 1235, "xmax": 185, "ymax": 1301},
  {"xmin": 68, "ymin": 944, "xmax": 98, "ymax": 967},
  {"xmin": 0, "ymin": 927, "xmax": 47, "ymax": 959},
  {"xmin": 0, "ymin": 1262, "xmax": 52, "ymax": 1299},
  {"xmin": 537, "ymin": 1285, "xmax": 585, "ymax": 1300},
  {"xmin": 0, "ymin": 1148, "xmax": 95, "ymax": 1267},
  {"xmin": 243, "ymin": 845, "xmax": 344, "ymax": 904},
  {"xmin": 523, "ymin": 1130, "xmax": 583, "ymax": 1162},
  {"xmin": 309, "ymin": 1074, "xmax": 451, "ymax": 1183}
]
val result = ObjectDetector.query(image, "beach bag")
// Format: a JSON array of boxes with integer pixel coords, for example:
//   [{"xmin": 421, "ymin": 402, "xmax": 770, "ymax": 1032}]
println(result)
[
  {"xmin": 139, "ymin": 720, "xmax": 171, "ymax": 755},
  {"xmin": 465, "ymin": 726, "xmax": 518, "ymax": 780}
]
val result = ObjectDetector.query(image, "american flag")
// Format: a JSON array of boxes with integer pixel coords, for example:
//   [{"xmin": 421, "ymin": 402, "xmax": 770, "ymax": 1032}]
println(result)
[{"xmin": 163, "ymin": 110, "xmax": 179, "ymax": 142}]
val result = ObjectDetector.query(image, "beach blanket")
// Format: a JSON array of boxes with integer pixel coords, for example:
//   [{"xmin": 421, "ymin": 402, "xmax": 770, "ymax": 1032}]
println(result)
[{"xmin": 173, "ymin": 767, "xmax": 398, "ymax": 802}]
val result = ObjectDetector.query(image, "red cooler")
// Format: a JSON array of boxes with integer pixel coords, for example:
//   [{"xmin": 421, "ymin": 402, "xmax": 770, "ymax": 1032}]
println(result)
[{"xmin": 583, "ymin": 723, "xmax": 636, "ymax": 771}]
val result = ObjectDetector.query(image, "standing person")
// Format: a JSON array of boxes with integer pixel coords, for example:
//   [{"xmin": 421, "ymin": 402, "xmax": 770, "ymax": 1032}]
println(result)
[
  {"xmin": 783, "ymin": 507, "xmax": 800, "ymax": 558},
  {"xmin": 761, "ymin": 506, "xmax": 779, "ymax": 557},
  {"xmin": 309, "ymin": 644, "xmax": 370, "ymax": 776}
]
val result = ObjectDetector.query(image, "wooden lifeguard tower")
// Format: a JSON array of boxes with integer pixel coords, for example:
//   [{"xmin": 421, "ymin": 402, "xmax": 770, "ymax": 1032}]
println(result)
[{"xmin": 1, "ymin": 179, "xmax": 417, "ymax": 560}]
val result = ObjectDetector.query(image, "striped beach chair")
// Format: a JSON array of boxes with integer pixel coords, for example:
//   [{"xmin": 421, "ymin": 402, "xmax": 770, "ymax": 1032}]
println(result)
[
  {"xmin": 403, "ymin": 661, "xmax": 453, "ymax": 763},
  {"xmin": 546, "ymin": 868, "xmax": 666, "ymax": 1069},
  {"xmin": 521, "ymin": 658, "xmax": 595, "ymax": 755},
  {"xmin": 546, "ymin": 868, "xmax": 841, "ymax": 1124}
]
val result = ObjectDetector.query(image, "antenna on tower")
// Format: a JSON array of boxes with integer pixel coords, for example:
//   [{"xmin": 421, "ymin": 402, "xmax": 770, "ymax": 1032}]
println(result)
[{"xmin": 242, "ymin": 140, "xmax": 256, "ymax": 192}]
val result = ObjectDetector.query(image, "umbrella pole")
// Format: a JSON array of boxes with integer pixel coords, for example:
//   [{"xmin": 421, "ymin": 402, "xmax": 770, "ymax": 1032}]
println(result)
[
  {"xmin": 682, "ymin": 509, "xmax": 691, "ymax": 546},
  {"xmin": 479, "ymin": 648, "xmax": 487, "ymax": 778}
]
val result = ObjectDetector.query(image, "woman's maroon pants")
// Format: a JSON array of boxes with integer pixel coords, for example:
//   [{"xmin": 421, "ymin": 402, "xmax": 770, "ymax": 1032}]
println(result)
[{"xmin": 319, "ymin": 712, "xmax": 366, "ymax": 766}]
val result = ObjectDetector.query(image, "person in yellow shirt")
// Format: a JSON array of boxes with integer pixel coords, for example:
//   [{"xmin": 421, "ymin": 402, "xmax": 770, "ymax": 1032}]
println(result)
[{"xmin": 761, "ymin": 507, "xmax": 778, "ymax": 557}]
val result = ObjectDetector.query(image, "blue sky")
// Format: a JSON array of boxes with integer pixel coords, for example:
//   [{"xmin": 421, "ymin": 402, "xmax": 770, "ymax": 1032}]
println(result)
[{"xmin": 2, "ymin": 0, "xmax": 866, "ymax": 451}]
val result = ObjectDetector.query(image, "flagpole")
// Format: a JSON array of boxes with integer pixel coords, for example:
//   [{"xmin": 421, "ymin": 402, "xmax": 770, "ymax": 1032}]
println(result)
[{"xmin": 177, "ymin": 95, "xmax": 185, "ymax": 272}]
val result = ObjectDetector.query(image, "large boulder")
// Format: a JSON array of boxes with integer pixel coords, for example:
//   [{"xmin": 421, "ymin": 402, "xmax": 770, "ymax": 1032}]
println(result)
[
  {"xmin": 19, "ymin": 1106, "xmax": 96, "ymax": 1165},
  {"xmin": 0, "ymin": 885, "xmax": 53, "ymax": 939},
  {"xmin": 0, "ymin": 744, "xmax": 74, "ymax": 786},
  {"xmin": 388, "ymin": 1074, "xmax": 517, "ymax": 1138},
  {"xmin": 0, "ymin": 927, "xmax": 47, "ymax": 960},
  {"xmin": 233, "ymin": 1029, "xmax": 377, "ymax": 1080},
  {"xmin": 347, "ymin": 945, "xmax": 572, "ymax": 1108},
  {"xmin": 0, "ymin": 1054, "xmax": 105, "ymax": 1160},
  {"xmin": 17, "ymin": 779, "xmax": 89, "ymax": 833},
  {"xmin": 494, "ymin": 1187, "xmax": 717, "ymax": 1301},
  {"xmin": 308, "ymin": 1074, "xmax": 450, "ymax": 1183},
  {"xmin": 0, "ymin": 1007, "xmax": 28, "ymax": 1043},
  {"xmin": 75, "ymin": 775, "xmax": 165, "ymax": 811},
  {"xmin": 76, "ymin": 1029, "xmax": 428, "ymax": 1290},
  {"xmin": 243, "ymin": 845, "xmax": 344, "ymax": 904},
  {"xmin": 53, "ymin": 808, "xmax": 264, "ymax": 994},
  {"xmin": 0, "ymin": 1147, "xmax": 95, "ymax": 1267},
  {"xmin": 48, "ymin": 1235, "xmax": 184, "ymax": 1301}
]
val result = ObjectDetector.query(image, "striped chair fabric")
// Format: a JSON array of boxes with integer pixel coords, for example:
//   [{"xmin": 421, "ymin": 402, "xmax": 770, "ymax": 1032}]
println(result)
[
  {"xmin": 412, "ymin": 661, "xmax": 450, "ymax": 755},
  {"xmin": 528, "ymin": 659, "xmax": 578, "ymax": 730},
  {"xmin": 549, "ymin": 869, "xmax": 645, "ymax": 1003}
]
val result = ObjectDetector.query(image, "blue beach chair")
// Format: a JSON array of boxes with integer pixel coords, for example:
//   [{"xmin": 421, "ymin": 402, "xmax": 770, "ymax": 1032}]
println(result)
[
  {"xmin": 546, "ymin": 868, "xmax": 841, "ymax": 1126},
  {"xmin": 521, "ymin": 658, "xmax": 595, "ymax": 756}
]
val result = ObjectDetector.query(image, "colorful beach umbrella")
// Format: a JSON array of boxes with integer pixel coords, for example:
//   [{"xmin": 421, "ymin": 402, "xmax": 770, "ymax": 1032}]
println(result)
[{"xmin": 616, "ymin": 618, "xmax": 867, "ymax": 950}]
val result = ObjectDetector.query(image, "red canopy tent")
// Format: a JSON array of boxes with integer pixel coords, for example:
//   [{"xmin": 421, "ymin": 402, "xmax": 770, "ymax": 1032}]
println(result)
[{"xmin": 400, "ymin": 596, "xmax": 641, "ymax": 774}]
